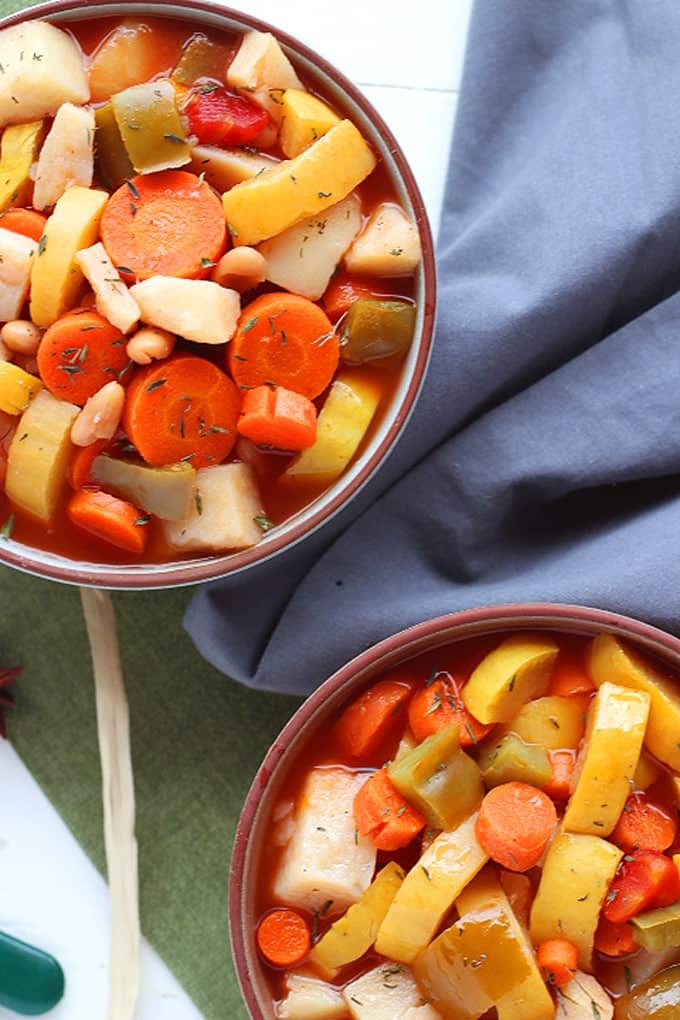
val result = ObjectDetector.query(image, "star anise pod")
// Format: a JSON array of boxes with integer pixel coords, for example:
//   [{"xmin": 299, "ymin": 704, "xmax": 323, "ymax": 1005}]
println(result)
[{"xmin": 0, "ymin": 665, "xmax": 23, "ymax": 738}]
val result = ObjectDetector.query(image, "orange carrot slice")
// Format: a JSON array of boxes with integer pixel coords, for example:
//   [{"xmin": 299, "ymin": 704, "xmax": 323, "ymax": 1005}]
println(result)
[
  {"xmin": 237, "ymin": 384, "xmax": 317, "ymax": 450},
  {"xmin": 333, "ymin": 678, "xmax": 413, "ymax": 760},
  {"xmin": 67, "ymin": 488, "xmax": 147, "ymax": 554},
  {"xmin": 256, "ymin": 909, "xmax": 310, "ymax": 968},
  {"xmin": 37, "ymin": 309, "xmax": 130, "ymax": 406},
  {"xmin": 476, "ymin": 781, "xmax": 557, "ymax": 872},
  {"xmin": 0, "ymin": 207, "xmax": 48, "ymax": 242}
]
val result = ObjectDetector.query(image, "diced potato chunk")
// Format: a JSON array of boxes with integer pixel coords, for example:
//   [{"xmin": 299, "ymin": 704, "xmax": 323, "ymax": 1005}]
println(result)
[
  {"xmin": 258, "ymin": 194, "xmax": 362, "ymax": 300},
  {"xmin": 556, "ymin": 972, "xmax": 613, "ymax": 1020},
  {"xmin": 130, "ymin": 277, "xmax": 239, "ymax": 345},
  {"xmin": 0, "ymin": 120, "xmax": 45, "ymax": 211},
  {"xmin": 0, "ymin": 227, "xmax": 36, "ymax": 321},
  {"xmin": 278, "ymin": 974, "xmax": 348, "ymax": 1020},
  {"xmin": 188, "ymin": 144, "xmax": 278, "ymax": 192},
  {"xmin": 280, "ymin": 89, "xmax": 341, "ymax": 158},
  {"xmin": 375, "ymin": 813, "xmax": 488, "ymax": 963},
  {"xmin": 5, "ymin": 389, "xmax": 78, "ymax": 520},
  {"xmin": 562, "ymin": 681, "xmax": 650, "ymax": 836},
  {"xmin": 227, "ymin": 31, "xmax": 302, "ymax": 122},
  {"xmin": 0, "ymin": 362, "xmax": 41, "ymax": 415},
  {"xmin": 345, "ymin": 203, "xmax": 421, "ymax": 277},
  {"xmin": 163, "ymin": 463, "xmax": 263, "ymax": 553},
  {"xmin": 343, "ymin": 964, "xmax": 441, "ymax": 1020},
  {"xmin": 32, "ymin": 103, "xmax": 95, "ymax": 211},
  {"xmin": 0, "ymin": 21, "xmax": 89, "ymax": 128},
  {"xmin": 497, "ymin": 695, "xmax": 586, "ymax": 750},
  {"xmin": 273, "ymin": 767, "xmax": 377, "ymax": 916},
  {"xmin": 75, "ymin": 242, "xmax": 140, "ymax": 334},
  {"xmin": 462, "ymin": 634, "xmax": 560, "ymax": 724},
  {"xmin": 284, "ymin": 371, "xmax": 382, "ymax": 485},
  {"xmin": 30, "ymin": 185, "xmax": 108, "ymax": 328},
  {"xmin": 88, "ymin": 21, "xmax": 165, "ymax": 103},
  {"xmin": 222, "ymin": 120, "xmax": 376, "ymax": 246}
]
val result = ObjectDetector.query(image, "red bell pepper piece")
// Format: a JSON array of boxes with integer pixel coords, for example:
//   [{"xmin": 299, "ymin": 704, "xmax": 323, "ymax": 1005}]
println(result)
[
  {"xmin": 603, "ymin": 850, "xmax": 680, "ymax": 924},
  {"xmin": 184, "ymin": 86, "xmax": 269, "ymax": 147}
]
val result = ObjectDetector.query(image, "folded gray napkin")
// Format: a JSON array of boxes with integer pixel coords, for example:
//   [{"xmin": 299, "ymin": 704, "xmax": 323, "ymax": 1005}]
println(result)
[{"xmin": 186, "ymin": 0, "xmax": 680, "ymax": 694}]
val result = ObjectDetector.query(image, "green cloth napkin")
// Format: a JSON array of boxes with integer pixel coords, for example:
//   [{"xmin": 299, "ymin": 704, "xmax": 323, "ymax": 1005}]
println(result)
[{"xmin": 2, "ymin": 566, "xmax": 301, "ymax": 1017}]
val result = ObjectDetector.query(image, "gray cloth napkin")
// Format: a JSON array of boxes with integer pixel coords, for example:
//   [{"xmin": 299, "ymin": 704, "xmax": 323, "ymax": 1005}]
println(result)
[{"xmin": 185, "ymin": 0, "xmax": 680, "ymax": 695}]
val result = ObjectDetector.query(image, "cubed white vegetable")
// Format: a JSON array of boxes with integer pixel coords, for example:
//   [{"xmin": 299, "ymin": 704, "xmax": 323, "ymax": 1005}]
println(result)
[
  {"xmin": 188, "ymin": 144, "xmax": 279, "ymax": 193},
  {"xmin": 0, "ymin": 227, "xmax": 36, "ymax": 321},
  {"xmin": 32, "ymin": 103, "xmax": 94, "ymax": 210},
  {"xmin": 343, "ymin": 964, "xmax": 441, "ymax": 1020},
  {"xmin": 75, "ymin": 242, "xmax": 140, "ymax": 334},
  {"xmin": 129, "ymin": 277, "xmax": 240, "ymax": 345},
  {"xmin": 344, "ymin": 203, "xmax": 421, "ymax": 277},
  {"xmin": 0, "ymin": 22, "xmax": 90, "ymax": 128},
  {"xmin": 278, "ymin": 973, "xmax": 348, "ymax": 1020},
  {"xmin": 227, "ymin": 30, "xmax": 302, "ymax": 122},
  {"xmin": 258, "ymin": 195, "xmax": 362, "ymax": 300},
  {"xmin": 555, "ymin": 972, "xmax": 613, "ymax": 1020},
  {"xmin": 273, "ymin": 767, "xmax": 376, "ymax": 916},
  {"xmin": 163, "ymin": 463, "xmax": 264, "ymax": 553}
]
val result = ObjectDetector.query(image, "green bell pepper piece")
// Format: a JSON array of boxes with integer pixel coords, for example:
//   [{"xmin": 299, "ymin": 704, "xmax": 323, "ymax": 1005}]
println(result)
[
  {"xmin": 94, "ymin": 103, "xmax": 134, "ymax": 191},
  {"xmin": 630, "ymin": 901, "xmax": 680, "ymax": 952},
  {"xmin": 341, "ymin": 298, "xmax": 416, "ymax": 364},
  {"xmin": 478, "ymin": 733, "xmax": 553, "ymax": 788},
  {"xmin": 172, "ymin": 34, "xmax": 230, "ymax": 87},
  {"xmin": 112, "ymin": 79, "xmax": 191, "ymax": 174},
  {"xmin": 614, "ymin": 963, "xmax": 680, "ymax": 1019}
]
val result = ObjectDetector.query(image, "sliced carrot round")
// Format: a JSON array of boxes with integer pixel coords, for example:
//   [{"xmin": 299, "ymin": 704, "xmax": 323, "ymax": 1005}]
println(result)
[
  {"xmin": 476, "ymin": 781, "xmax": 557, "ymax": 872},
  {"xmin": 37, "ymin": 309, "xmax": 130, "ymax": 406},
  {"xmin": 0, "ymin": 207, "xmax": 48, "ymax": 242},
  {"xmin": 100, "ymin": 170, "xmax": 227, "ymax": 281},
  {"xmin": 122, "ymin": 354, "xmax": 241, "ymax": 468},
  {"xmin": 408, "ymin": 671, "xmax": 491, "ymax": 747},
  {"xmin": 228, "ymin": 292, "xmax": 339, "ymax": 400},
  {"xmin": 256, "ymin": 908, "xmax": 310, "ymax": 968}
]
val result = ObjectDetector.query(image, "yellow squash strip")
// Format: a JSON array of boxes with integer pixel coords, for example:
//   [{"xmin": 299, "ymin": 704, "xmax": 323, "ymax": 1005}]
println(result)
[
  {"xmin": 0, "ymin": 361, "xmax": 42, "ymax": 415},
  {"xmin": 5, "ymin": 389, "xmax": 78, "ymax": 521},
  {"xmin": 495, "ymin": 694, "xmax": 586, "ymax": 750},
  {"xmin": 374, "ymin": 812, "xmax": 488, "ymax": 963},
  {"xmin": 310, "ymin": 861, "xmax": 404, "ymax": 976},
  {"xmin": 562, "ymin": 680, "xmax": 650, "ymax": 835},
  {"xmin": 279, "ymin": 88, "xmax": 341, "ymax": 158},
  {"xmin": 462, "ymin": 634, "xmax": 560, "ymax": 724},
  {"xmin": 0, "ymin": 120, "xmax": 45, "ymax": 210},
  {"xmin": 222, "ymin": 119, "xmax": 376, "ymax": 245},
  {"xmin": 30, "ymin": 185, "xmax": 108, "ymax": 328},
  {"xmin": 529, "ymin": 829, "xmax": 623, "ymax": 971},
  {"xmin": 587, "ymin": 632, "xmax": 680, "ymax": 771}
]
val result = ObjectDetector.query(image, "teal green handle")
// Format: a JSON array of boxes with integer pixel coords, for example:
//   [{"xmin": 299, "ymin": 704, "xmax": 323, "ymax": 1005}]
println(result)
[{"xmin": 0, "ymin": 931, "xmax": 64, "ymax": 1015}]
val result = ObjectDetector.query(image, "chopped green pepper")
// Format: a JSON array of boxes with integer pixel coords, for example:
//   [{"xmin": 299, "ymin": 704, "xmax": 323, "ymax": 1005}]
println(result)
[
  {"xmin": 478, "ymin": 733, "xmax": 552, "ymax": 788},
  {"xmin": 614, "ymin": 963, "xmax": 680, "ymax": 1019},
  {"xmin": 387, "ymin": 724, "xmax": 483, "ymax": 831},
  {"xmin": 112, "ymin": 79, "xmax": 191, "ymax": 174},
  {"xmin": 630, "ymin": 902, "xmax": 680, "ymax": 951},
  {"xmin": 90, "ymin": 456, "xmax": 196, "ymax": 521},
  {"xmin": 94, "ymin": 103, "xmax": 133, "ymax": 191},
  {"xmin": 341, "ymin": 298, "xmax": 415, "ymax": 364},
  {"xmin": 172, "ymin": 34, "xmax": 230, "ymax": 86}
]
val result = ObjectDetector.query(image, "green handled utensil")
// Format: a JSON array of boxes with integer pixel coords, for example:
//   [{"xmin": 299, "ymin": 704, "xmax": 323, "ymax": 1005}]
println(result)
[{"xmin": 0, "ymin": 931, "xmax": 64, "ymax": 1015}]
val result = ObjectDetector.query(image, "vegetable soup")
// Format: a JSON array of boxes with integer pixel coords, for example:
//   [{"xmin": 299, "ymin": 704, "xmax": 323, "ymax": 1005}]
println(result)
[
  {"xmin": 0, "ymin": 13, "xmax": 422, "ymax": 564},
  {"xmin": 253, "ymin": 630, "xmax": 680, "ymax": 1020}
]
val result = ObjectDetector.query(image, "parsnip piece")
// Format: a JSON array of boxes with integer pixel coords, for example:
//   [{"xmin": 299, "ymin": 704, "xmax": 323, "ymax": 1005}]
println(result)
[
  {"xmin": 188, "ymin": 144, "xmax": 278, "ymax": 192},
  {"xmin": 30, "ymin": 185, "xmax": 108, "ymax": 328},
  {"xmin": 562, "ymin": 681, "xmax": 650, "ymax": 836},
  {"xmin": 375, "ymin": 813, "xmax": 488, "ymax": 963},
  {"xmin": 258, "ymin": 194, "xmax": 362, "ymax": 300},
  {"xmin": 343, "ymin": 964, "xmax": 441, "ymax": 1020},
  {"xmin": 32, "ymin": 103, "xmax": 95, "ymax": 210},
  {"xmin": 222, "ymin": 120, "xmax": 376, "ymax": 246},
  {"xmin": 529, "ymin": 830, "xmax": 623, "ymax": 971},
  {"xmin": 280, "ymin": 89, "xmax": 341, "ymax": 158},
  {"xmin": 5, "ymin": 389, "xmax": 78, "ymax": 520},
  {"xmin": 462, "ymin": 634, "xmax": 560, "ymax": 724},
  {"xmin": 163, "ymin": 463, "xmax": 263, "ymax": 553},
  {"xmin": 284, "ymin": 371, "xmax": 382, "ymax": 484},
  {"xmin": 344, "ymin": 203, "xmax": 422, "ymax": 277},
  {"xmin": 227, "ymin": 30, "xmax": 302, "ymax": 122},
  {"xmin": 0, "ymin": 361, "xmax": 41, "ymax": 414},
  {"xmin": 0, "ymin": 21, "xmax": 89, "ymax": 127},
  {"xmin": 588, "ymin": 632, "xmax": 680, "ymax": 771},
  {"xmin": 273, "ymin": 767, "xmax": 377, "ymax": 916},
  {"xmin": 278, "ymin": 974, "xmax": 348, "ymax": 1020},
  {"xmin": 130, "ymin": 277, "xmax": 239, "ymax": 345},
  {"xmin": 0, "ymin": 120, "xmax": 45, "ymax": 211},
  {"xmin": 0, "ymin": 227, "xmax": 36, "ymax": 320},
  {"xmin": 75, "ymin": 242, "xmax": 140, "ymax": 334},
  {"xmin": 556, "ymin": 972, "xmax": 613, "ymax": 1020}
]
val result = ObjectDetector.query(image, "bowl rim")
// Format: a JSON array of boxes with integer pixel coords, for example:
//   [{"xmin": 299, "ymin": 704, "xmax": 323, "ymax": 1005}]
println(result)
[
  {"xmin": 0, "ymin": 0, "xmax": 437, "ymax": 589},
  {"xmin": 229, "ymin": 600, "xmax": 680, "ymax": 1020}
]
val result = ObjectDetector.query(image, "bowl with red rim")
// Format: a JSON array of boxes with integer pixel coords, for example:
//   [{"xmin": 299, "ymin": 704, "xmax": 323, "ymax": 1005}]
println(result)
[
  {"xmin": 229, "ymin": 602, "xmax": 680, "ymax": 1020},
  {"xmin": 0, "ymin": 0, "xmax": 435, "ymax": 588}
]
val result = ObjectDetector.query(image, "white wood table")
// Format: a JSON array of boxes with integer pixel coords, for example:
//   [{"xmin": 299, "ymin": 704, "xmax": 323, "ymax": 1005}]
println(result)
[{"xmin": 0, "ymin": 0, "xmax": 471, "ymax": 1015}]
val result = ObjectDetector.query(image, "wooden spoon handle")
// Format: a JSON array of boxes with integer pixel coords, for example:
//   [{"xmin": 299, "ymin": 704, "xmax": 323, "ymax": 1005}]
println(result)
[{"xmin": 80, "ymin": 587, "xmax": 140, "ymax": 1020}]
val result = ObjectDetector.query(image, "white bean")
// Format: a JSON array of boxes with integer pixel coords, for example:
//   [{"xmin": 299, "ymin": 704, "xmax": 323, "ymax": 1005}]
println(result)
[
  {"xmin": 1, "ymin": 319, "xmax": 42, "ymax": 356},
  {"xmin": 126, "ymin": 327, "xmax": 176, "ymax": 366},
  {"xmin": 71, "ymin": 381, "xmax": 125, "ymax": 447},
  {"xmin": 211, "ymin": 247, "xmax": 267, "ymax": 293}
]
